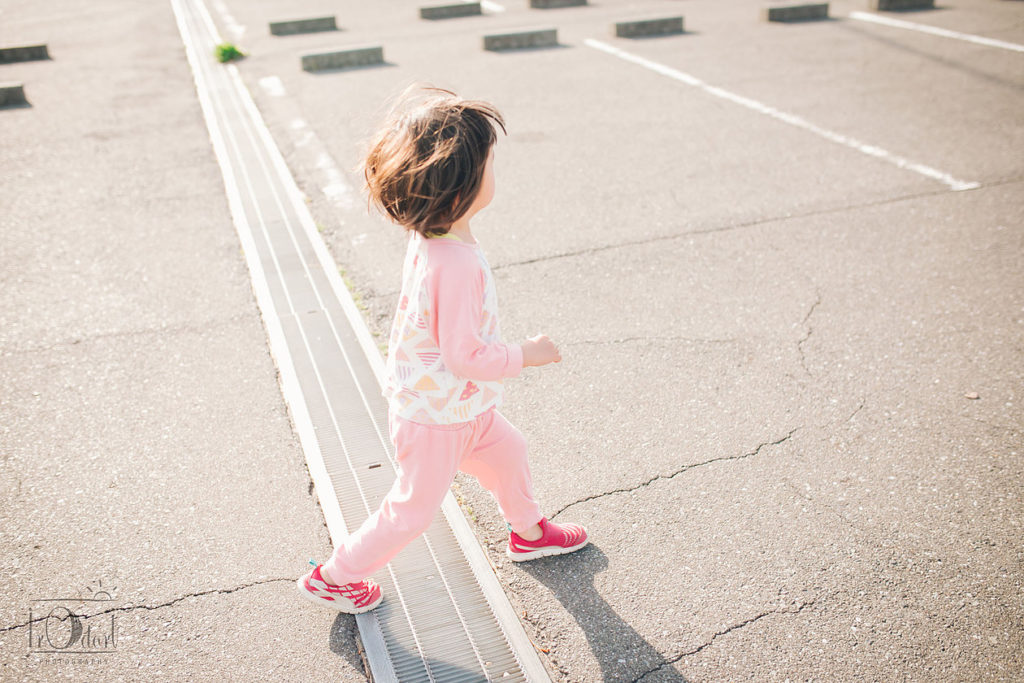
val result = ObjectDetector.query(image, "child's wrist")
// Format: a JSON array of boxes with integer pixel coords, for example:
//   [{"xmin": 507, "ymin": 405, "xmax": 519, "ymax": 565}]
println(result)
[
  {"xmin": 509, "ymin": 343, "xmax": 525, "ymax": 374},
  {"xmin": 520, "ymin": 341, "xmax": 533, "ymax": 368}
]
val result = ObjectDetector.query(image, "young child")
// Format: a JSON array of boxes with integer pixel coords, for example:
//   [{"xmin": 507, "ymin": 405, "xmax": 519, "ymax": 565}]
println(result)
[{"xmin": 297, "ymin": 87, "xmax": 588, "ymax": 614}]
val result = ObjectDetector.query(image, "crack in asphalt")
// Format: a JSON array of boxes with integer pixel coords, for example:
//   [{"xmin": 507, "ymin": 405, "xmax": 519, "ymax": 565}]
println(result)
[
  {"xmin": 1, "ymin": 314, "xmax": 252, "ymax": 356},
  {"xmin": 0, "ymin": 577, "xmax": 293, "ymax": 633},
  {"xmin": 782, "ymin": 480, "xmax": 861, "ymax": 531},
  {"xmin": 965, "ymin": 415, "xmax": 1022, "ymax": 436},
  {"xmin": 372, "ymin": 180, "xmax": 1024, "ymax": 297},
  {"xmin": 632, "ymin": 596, "xmax": 821, "ymax": 682},
  {"xmin": 797, "ymin": 289, "xmax": 822, "ymax": 375},
  {"xmin": 562, "ymin": 335, "xmax": 739, "ymax": 347},
  {"xmin": 845, "ymin": 399, "xmax": 867, "ymax": 424},
  {"xmin": 550, "ymin": 428, "xmax": 800, "ymax": 519},
  {"xmin": 490, "ymin": 186, "xmax": 962, "ymax": 272}
]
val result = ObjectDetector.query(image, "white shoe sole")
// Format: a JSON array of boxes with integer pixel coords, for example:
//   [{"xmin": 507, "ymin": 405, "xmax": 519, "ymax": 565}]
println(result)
[
  {"xmin": 506, "ymin": 536, "xmax": 590, "ymax": 562},
  {"xmin": 295, "ymin": 576, "xmax": 383, "ymax": 614}
]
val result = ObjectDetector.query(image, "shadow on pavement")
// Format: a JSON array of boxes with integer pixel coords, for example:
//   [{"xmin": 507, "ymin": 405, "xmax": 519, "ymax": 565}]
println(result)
[
  {"xmin": 329, "ymin": 613, "xmax": 370, "ymax": 677},
  {"xmin": 305, "ymin": 62, "xmax": 399, "ymax": 76},
  {"xmin": 519, "ymin": 545, "xmax": 689, "ymax": 682}
]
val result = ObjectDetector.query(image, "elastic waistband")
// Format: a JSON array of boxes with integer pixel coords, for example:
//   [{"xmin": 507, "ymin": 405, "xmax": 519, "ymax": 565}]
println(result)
[{"xmin": 390, "ymin": 406, "xmax": 494, "ymax": 432}]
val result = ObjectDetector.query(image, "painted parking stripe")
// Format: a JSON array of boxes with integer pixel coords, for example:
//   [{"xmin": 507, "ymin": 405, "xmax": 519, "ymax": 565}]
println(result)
[
  {"xmin": 462, "ymin": 0, "xmax": 506, "ymax": 13},
  {"xmin": 849, "ymin": 11, "xmax": 1024, "ymax": 54},
  {"xmin": 254, "ymin": 81, "xmax": 357, "ymax": 210},
  {"xmin": 258, "ymin": 75, "xmax": 286, "ymax": 97},
  {"xmin": 584, "ymin": 38, "xmax": 981, "ymax": 192},
  {"xmin": 211, "ymin": 0, "xmax": 245, "ymax": 39}
]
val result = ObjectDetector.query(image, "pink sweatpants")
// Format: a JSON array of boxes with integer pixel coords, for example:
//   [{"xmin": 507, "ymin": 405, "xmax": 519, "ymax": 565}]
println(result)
[{"xmin": 323, "ymin": 407, "xmax": 543, "ymax": 585}]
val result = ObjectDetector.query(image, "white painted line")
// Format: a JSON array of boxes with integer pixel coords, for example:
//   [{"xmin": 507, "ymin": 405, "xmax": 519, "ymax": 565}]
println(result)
[
  {"xmin": 258, "ymin": 75, "xmax": 286, "ymax": 97},
  {"xmin": 211, "ymin": 0, "xmax": 245, "ymax": 39},
  {"xmin": 313, "ymin": 152, "xmax": 356, "ymax": 209},
  {"xmin": 262, "ymin": 102, "xmax": 357, "ymax": 209},
  {"xmin": 465, "ymin": 0, "xmax": 506, "ymax": 13},
  {"xmin": 584, "ymin": 38, "xmax": 981, "ymax": 192},
  {"xmin": 849, "ymin": 11, "xmax": 1024, "ymax": 54}
]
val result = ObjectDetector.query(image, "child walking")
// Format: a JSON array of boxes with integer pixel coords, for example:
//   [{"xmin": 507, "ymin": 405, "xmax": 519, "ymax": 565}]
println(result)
[{"xmin": 297, "ymin": 87, "xmax": 588, "ymax": 614}]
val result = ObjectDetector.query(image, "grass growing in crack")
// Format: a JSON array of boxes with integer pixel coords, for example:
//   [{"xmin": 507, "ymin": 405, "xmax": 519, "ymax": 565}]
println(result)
[
  {"xmin": 215, "ymin": 43, "xmax": 246, "ymax": 63},
  {"xmin": 338, "ymin": 267, "xmax": 367, "ymax": 311},
  {"xmin": 452, "ymin": 483, "xmax": 477, "ymax": 523},
  {"xmin": 337, "ymin": 266, "xmax": 390, "ymax": 357}
]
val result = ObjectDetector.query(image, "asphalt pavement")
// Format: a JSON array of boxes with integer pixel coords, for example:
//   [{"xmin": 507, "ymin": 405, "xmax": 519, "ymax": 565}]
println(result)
[
  {"xmin": 2, "ymin": 0, "xmax": 1022, "ymax": 680},
  {"xmin": 0, "ymin": 1, "xmax": 365, "ymax": 680}
]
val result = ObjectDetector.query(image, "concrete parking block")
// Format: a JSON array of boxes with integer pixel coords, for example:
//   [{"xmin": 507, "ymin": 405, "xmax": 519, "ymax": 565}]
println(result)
[
  {"xmin": 0, "ymin": 44, "xmax": 49, "ymax": 63},
  {"xmin": 870, "ymin": 0, "xmax": 934, "ymax": 10},
  {"xmin": 763, "ymin": 3, "xmax": 830, "ymax": 22},
  {"xmin": 0, "ymin": 82, "xmax": 27, "ymax": 107},
  {"xmin": 484, "ymin": 28, "xmax": 558, "ymax": 51},
  {"xmin": 530, "ymin": 0, "xmax": 586, "ymax": 8},
  {"xmin": 300, "ymin": 45, "xmax": 384, "ymax": 71},
  {"xmin": 420, "ymin": 2, "xmax": 482, "ymax": 20},
  {"xmin": 269, "ymin": 16, "xmax": 337, "ymax": 35},
  {"xmin": 614, "ymin": 16, "xmax": 685, "ymax": 38}
]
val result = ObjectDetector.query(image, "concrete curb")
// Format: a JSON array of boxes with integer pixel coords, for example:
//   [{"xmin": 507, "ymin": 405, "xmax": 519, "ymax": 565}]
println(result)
[
  {"xmin": 530, "ymin": 0, "xmax": 586, "ymax": 8},
  {"xmin": 483, "ymin": 27, "xmax": 558, "ymax": 51},
  {"xmin": 763, "ymin": 3, "xmax": 830, "ymax": 22},
  {"xmin": 869, "ymin": 0, "xmax": 934, "ymax": 10},
  {"xmin": 269, "ymin": 16, "xmax": 337, "ymax": 36},
  {"xmin": 0, "ymin": 82, "xmax": 27, "ymax": 107},
  {"xmin": 614, "ymin": 16, "xmax": 685, "ymax": 38},
  {"xmin": 420, "ymin": 3, "xmax": 482, "ymax": 20},
  {"xmin": 300, "ymin": 45, "xmax": 384, "ymax": 72},
  {"xmin": 0, "ymin": 44, "xmax": 50, "ymax": 64}
]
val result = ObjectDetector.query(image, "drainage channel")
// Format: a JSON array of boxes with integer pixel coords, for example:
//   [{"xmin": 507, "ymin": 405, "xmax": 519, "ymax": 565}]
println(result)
[{"xmin": 170, "ymin": 0, "xmax": 551, "ymax": 680}]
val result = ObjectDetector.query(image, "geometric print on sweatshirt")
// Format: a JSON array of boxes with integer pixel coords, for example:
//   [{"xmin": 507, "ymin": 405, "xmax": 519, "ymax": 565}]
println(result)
[{"xmin": 383, "ymin": 233, "xmax": 506, "ymax": 425}]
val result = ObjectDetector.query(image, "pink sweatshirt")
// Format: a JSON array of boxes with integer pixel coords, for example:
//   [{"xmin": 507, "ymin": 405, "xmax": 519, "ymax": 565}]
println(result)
[{"xmin": 384, "ymin": 233, "xmax": 523, "ymax": 424}]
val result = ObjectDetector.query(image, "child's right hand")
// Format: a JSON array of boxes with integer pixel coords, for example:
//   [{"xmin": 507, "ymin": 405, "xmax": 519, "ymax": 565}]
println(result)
[{"xmin": 522, "ymin": 334, "xmax": 561, "ymax": 367}]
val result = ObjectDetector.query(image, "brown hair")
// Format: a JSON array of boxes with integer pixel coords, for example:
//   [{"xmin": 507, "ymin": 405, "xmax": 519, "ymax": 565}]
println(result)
[{"xmin": 363, "ymin": 86, "xmax": 506, "ymax": 237}]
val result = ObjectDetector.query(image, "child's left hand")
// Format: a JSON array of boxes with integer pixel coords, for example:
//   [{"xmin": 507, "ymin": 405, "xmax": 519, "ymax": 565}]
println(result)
[{"xmin": 522, "ymin": 334, "xmax": 561, "ymax": 367}]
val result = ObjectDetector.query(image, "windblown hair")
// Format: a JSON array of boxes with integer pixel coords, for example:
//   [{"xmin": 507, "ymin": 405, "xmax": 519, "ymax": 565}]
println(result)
[{"xmin": 363, "ymin": 86, "xmax": 506, "ymax": 237}]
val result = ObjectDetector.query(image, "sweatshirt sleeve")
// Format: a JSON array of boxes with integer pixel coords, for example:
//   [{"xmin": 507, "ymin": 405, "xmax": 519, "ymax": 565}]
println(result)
[{"xmin": 428, "ymin": 247, "xmax": 523, "ymax": 381}]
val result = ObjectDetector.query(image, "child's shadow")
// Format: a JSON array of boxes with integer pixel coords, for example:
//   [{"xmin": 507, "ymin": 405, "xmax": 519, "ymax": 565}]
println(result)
[{"xmin": 519, "ymin": 545, "xmax": 689, "ymax": 681}]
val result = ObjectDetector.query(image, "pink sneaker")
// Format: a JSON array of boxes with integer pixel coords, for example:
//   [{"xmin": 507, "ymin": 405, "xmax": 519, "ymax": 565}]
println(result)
[
  {"xmin": 296, "ymin": 563, "xmax": 383, "ymax": 614},
  {"xmin": 507, "ymin": 517, "xmax": 589, "ymax": 562}
]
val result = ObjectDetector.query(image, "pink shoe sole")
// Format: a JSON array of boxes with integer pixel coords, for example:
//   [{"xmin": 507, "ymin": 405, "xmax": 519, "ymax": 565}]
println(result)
[
  {"xmin": 296, "ymin": 565, "xmax": 383, "ymax": 614},
  {"xmin": 507, "ymin": 517, "xmax": 589, "ymax": 562},
  {"xmin": 506, "ymin": 536, "xmax": 590, "ymax": 562}
]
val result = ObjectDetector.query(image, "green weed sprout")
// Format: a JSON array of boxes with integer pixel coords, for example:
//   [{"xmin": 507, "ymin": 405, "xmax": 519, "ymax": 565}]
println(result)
[{"xmin": 215, "ymin": 43, "xmax": 246, "ymax": 63}]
